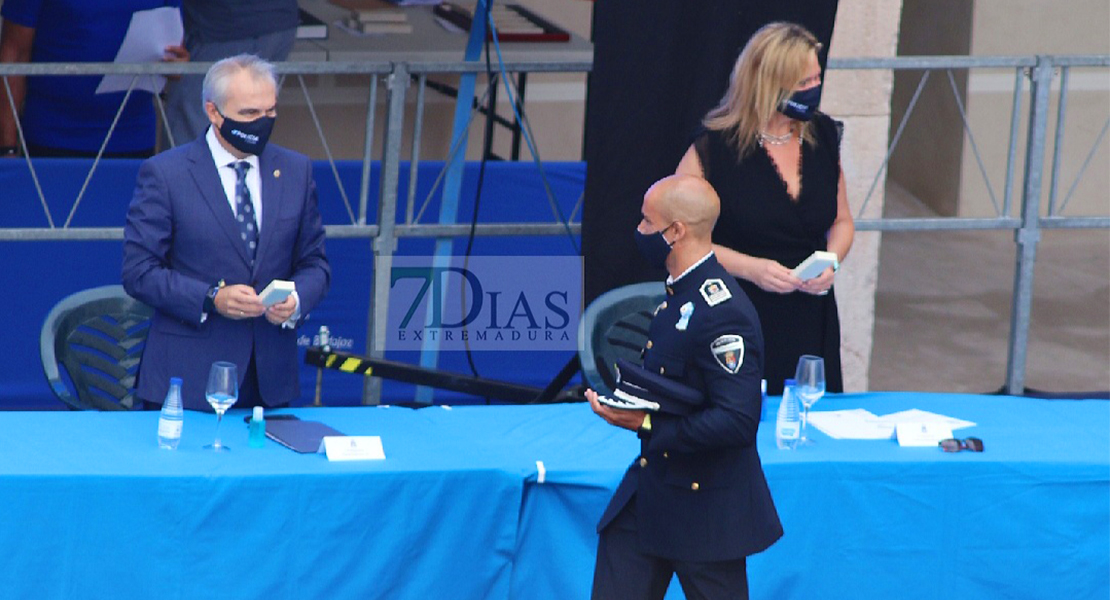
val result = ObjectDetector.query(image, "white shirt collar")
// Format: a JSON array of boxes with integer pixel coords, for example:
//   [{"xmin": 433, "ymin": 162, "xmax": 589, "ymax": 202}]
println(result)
[{"xmin": 667, "ymin": 251, "xmax": 714, "ymax": 285}]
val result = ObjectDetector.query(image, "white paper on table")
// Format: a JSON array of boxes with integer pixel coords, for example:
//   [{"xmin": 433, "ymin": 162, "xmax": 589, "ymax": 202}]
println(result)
[
  {"xmin": 95, "ymin": 7, "xmax": 183, "ymax": 96},
  {"xmin": 807, "ymin": 409, "xmax": 895, "ymax": 440},
  {"xmin": 871, "ymin": 408, "xmax": 977, "ymax": 431},
  {"xmin": 895, "ymin": 422, "xmax": 954, "ymax": 447}
]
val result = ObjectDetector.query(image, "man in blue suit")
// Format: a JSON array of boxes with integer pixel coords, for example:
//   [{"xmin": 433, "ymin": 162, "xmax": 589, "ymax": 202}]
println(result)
[
  {"xmin": 123, "ymin": 54, "xmax": 329, "ymax": 411},
  {"xmin": 587, "ymin": 174, "xmax": 782, "ymax": 599}
]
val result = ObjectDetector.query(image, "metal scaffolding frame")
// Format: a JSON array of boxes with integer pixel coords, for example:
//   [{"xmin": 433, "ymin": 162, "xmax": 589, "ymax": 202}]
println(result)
[{"xmin": 0, "ymin": 54, "xmax": 1105, "ymax": 399}]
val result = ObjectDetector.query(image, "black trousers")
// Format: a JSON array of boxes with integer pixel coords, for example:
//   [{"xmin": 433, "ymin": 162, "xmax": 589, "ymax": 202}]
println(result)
[
  {"xmin": 234, "ymin": 352, "xmax": 266, "ymax": 409},
  {"xmin": 143, "ymin": 352, "xmax": 282, "ymax": 411},
  {"xmin": 592, "ymin": 499, "xmax": 748, "ymax": 600}
]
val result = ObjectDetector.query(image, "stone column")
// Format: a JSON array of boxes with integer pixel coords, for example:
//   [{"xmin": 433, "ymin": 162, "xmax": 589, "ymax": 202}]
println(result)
[{"xmin": 822, "ymin": 0, "xmax": 904, "ymax": 391}]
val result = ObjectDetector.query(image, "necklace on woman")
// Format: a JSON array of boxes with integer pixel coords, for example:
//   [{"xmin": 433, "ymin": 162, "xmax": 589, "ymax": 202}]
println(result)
[{"xmin": 757, "ymin": 129, "xmax": 796, "ymax": 147}]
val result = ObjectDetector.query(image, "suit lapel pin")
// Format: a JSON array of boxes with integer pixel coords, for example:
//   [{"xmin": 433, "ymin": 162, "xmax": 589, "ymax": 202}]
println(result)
[{"xmin": 273, "ymin": 169, "xmax": 281, "ymax": 178}]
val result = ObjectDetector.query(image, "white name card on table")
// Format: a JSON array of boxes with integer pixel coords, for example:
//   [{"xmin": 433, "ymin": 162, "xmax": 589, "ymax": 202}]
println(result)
[
  {"xmin": 318, "ymin": 436, "xmax": 385, "ymax": 461},
  {"xmin": 895, "ymin": 422, "xmax": 954, "ymax": 447}
]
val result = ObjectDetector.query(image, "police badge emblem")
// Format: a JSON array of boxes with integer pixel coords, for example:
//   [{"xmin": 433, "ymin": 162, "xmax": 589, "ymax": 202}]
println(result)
[
  {"xmin": 710, "ymin": 334, "xmax": 745, "ymax": 373},
  {"xmin": 699, "ymin": 278, "xmax": 732, "ymax": 306}
]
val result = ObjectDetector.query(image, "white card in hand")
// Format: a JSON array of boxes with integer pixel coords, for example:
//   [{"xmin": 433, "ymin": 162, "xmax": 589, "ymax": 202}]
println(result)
[
  {"xmin": 792, "ymin": 251, "xmax": 838, "ymax": 281},
  {"xmin": 259, "ymin": 279, "xmax": 295, "ymax": 307}
]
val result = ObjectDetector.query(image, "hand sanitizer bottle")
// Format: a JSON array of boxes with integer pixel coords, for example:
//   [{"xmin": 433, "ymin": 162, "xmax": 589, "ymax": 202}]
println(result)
[{"xmin": 249, "ymin": 406, "xmax": 266, "ymax": 448}]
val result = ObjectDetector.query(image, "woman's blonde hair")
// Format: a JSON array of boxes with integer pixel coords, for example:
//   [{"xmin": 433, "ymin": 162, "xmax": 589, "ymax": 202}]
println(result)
[{"xmin": 704, "ymin": 22, "xmax": 822, "ymax": 157}]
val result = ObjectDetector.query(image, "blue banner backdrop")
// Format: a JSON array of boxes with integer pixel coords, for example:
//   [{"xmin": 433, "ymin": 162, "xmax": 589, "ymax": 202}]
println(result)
[{"xmin": 0, "ymin": 159, "xmax": 586, "ymax": 409}]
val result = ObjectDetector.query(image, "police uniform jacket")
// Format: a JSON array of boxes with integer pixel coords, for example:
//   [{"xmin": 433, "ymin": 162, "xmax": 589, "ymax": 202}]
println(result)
[{"xmin": 596, "ymin": 253, "xmax": 783, "ymax": 562}]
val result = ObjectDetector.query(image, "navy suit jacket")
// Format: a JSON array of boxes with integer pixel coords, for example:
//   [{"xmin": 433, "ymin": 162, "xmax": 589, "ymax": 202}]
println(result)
[
  {"xmin": 597, "ymin": 255, "xmax": 783, "ymax": 562},
  {"xmin": 122, "ymin": 137, "xmax": 330, "ymax": 411}
]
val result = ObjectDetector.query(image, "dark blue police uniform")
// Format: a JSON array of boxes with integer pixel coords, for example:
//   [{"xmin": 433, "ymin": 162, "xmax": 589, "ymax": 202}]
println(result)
[{"xmin": 593, "ymin": 253, "xmax": 783, "ymax": 599}]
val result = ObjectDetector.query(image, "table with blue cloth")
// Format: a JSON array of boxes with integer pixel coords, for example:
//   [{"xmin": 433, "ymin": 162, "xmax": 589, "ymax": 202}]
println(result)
[{"xmin": 1, "ymin": 393, "xmax": 1106, "ymax": 599}]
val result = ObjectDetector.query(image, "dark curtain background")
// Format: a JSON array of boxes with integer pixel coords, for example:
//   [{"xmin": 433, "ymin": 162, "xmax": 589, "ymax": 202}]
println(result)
[{"xmin": 582, "ymin": 0, "xmax": 839, "ymax": 303}]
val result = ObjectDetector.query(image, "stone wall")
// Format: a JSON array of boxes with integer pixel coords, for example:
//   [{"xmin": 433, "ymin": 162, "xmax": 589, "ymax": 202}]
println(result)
[{"xmin": 823, "ymin": 0, "xmax": 904, "ymax": 391}]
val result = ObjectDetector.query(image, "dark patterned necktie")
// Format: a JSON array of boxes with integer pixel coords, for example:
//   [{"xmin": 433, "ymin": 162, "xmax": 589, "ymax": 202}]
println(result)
[{"xmin": 231, "ymin": 161, "xmax": 258, "ymax": 262}]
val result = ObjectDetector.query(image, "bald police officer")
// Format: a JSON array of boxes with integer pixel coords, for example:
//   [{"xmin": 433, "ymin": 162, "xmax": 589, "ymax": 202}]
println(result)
[{"xmin": 587, "ymin": 174, "xmax": 782, "ymax": 600}]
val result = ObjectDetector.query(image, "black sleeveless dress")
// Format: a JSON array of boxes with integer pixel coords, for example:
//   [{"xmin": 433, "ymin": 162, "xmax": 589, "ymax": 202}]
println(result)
[{"xmin": 694, "ymin": 113, "xmax": 844, "ymax": 395}]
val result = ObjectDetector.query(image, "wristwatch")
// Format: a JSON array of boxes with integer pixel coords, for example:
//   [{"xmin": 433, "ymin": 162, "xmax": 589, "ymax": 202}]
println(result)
[{"xmin": 203, "ymin": 279, "xmax": 225, "ymax": 317}]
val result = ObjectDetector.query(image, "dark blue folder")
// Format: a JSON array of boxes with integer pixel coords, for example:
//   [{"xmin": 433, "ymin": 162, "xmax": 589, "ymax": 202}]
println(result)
[{"xmin": 265, "ymin": 418, "xmax": 346, "ymax": 453}]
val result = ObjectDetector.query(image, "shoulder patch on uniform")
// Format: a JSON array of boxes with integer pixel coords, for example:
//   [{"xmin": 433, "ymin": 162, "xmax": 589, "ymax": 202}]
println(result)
[
  {"xmin": 699, "ymin": 278, "xmax": 732, "ymax": 307},
  {"xmin": 710, "ymin": 335, "xmax": 745, "ymax": 373}
]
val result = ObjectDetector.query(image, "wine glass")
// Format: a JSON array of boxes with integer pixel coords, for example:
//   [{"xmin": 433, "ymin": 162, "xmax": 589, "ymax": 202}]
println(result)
[
  {"xmin": 204, "ymin": 361, "xmax": 238, "ymax": 451},
  {"xmin": 794, "ymin": 355, "xmax": 826, "ymax": 445}
]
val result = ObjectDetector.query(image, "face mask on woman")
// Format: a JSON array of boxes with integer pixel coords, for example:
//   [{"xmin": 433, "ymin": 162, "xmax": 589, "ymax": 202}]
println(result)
[{"xmin": 779, "ymin": 84, "xmax": 822, "ymax": 122}]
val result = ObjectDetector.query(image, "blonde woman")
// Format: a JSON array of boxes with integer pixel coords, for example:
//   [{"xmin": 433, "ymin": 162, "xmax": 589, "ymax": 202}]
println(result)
[{"xmin": 677, "ymin": 22, "xmax": 854, "ymax": 395}]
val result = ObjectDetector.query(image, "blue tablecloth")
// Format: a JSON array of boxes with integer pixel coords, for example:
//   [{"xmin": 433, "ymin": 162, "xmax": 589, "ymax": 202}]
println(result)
[{"xmin": 0, "ymin": 393, "xmax": 1106, "ymax": 599}]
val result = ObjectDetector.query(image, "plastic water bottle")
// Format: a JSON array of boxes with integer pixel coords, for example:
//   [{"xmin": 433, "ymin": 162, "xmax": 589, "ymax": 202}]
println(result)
[
  {"xmin": 763, "ymin": 378, "xmax": 792, "ymax": 422},
  {"xmin": 775, "ymin": 382, "xmax": 801, "ymax": 450},
  {"xmin": 315, "ymin": 325, "xmax": 331, "ymax": 352},
  {"xmin": 157, "ymin": 377, "xmax": 184, "ymax": 450},
  {"xmin": 249, "ymin": 406, "xmax": 266, "ymax": 448}
]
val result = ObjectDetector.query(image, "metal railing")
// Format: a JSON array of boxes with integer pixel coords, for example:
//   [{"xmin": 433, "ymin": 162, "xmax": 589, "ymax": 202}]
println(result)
[
  {"xmin": 0, "ymin": 54, "xmax": 1106, "ymax": 398},
  {"xmin": 832, "ymin": 55, "xmax": 1110, "ymax": 394}
]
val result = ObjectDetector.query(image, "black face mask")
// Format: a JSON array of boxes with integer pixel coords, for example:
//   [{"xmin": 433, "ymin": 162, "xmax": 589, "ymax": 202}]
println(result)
[
  {"xmin": 634, "ymin": 224, "xmax": 674, "ymax": 269},
  {"xmin": 779, "ymin": 84, "xmax": 822, "ymax": 122},
  {"xmin": 217, "ymin": 110, "xmax": 275, "ymax": 156}
]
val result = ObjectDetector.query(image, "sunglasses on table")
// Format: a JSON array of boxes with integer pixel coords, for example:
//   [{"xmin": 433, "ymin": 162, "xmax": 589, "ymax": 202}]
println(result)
[{"xmin": 939, "ymin": 437, "xmax": 984, "ymax": 452}]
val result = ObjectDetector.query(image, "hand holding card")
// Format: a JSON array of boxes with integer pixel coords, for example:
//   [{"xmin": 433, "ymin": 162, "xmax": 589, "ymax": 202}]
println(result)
[
  {"xmin": 259, "ymin": 279, "xmax": 295, "ymax": 307},
  {"xmin": 792, "ymin": 251, "xmax": 839, "ymax": 281}
]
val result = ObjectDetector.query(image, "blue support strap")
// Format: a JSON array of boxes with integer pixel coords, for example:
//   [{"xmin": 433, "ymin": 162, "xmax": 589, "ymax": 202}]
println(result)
[{"xmin": 415, "ymin": 1, "xmax": 491, "ymax": 404}]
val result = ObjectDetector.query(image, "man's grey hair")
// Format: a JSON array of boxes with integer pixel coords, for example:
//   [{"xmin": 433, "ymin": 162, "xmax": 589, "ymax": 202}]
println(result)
[{"xmin": 201, "ymin": 54, "xmax": 278, "ymax": 111}]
